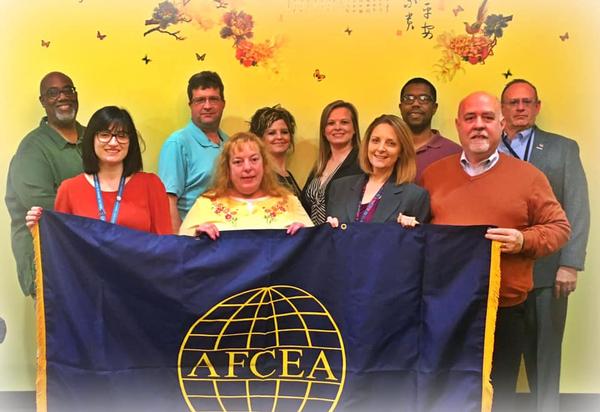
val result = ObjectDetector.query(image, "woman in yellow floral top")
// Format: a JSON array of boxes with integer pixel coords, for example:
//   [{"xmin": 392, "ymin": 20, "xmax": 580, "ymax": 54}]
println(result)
[{"xmin": 179, "ymin": 132, "xmax": 313, "ymax": 238}]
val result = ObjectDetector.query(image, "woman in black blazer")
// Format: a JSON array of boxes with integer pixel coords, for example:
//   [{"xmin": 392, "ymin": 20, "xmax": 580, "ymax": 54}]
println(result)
[{"xmin": 326, "ymin": 114, "xmax": 430, "ymax": 226}]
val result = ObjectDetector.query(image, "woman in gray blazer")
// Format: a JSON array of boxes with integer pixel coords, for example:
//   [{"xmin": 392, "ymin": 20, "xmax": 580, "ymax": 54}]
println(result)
[{"xmin": 326, "ymin": 114, "xmax": 430, "ymax": 226}]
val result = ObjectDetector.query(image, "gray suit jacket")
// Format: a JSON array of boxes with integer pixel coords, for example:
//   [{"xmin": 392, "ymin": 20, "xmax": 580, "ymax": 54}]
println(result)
[
  {"xmin": 326, "ymin": 174, "xmax": 431, "ymax": 224},
  {"xmin": 528, "ymin": 127, "xmax": 590, "ymax": 287}
]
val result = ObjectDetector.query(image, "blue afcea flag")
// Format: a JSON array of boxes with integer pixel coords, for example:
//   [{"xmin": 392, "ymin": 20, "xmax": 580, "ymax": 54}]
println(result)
[{"xmin": 34, "ymin": 211, "xmax": 500, "ymax": 412}]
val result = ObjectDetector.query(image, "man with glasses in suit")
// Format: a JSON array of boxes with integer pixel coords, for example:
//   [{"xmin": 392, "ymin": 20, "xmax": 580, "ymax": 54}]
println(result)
[
  {"xmin": 5, "ymin": 71, "xmax": 85, "ymax": 297},
  {"xmin": 500, "ymin": 79, "xmax": 590, "ymax": 412}
]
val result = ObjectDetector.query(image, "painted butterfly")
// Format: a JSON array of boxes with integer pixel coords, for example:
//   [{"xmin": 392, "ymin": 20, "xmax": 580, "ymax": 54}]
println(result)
[{"xmin": 313, "ymin": 69, "xmax": 326, "ymax": 81}]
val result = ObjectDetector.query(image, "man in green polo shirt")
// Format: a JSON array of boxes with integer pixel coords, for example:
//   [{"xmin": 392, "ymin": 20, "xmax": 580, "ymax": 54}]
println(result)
[{"xmin": 5, "ymin": 71, "xmax": 85, "ymax": 297}]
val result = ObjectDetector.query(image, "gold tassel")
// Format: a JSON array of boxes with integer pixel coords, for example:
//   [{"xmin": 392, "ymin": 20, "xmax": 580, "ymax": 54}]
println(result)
[
  {"xmin": 33, "ymin": 223, "xmax": 47, "ymax": 412},
  {"xmin": 481, "ymin": 240, "xmax": 501, "ymax": 412}
]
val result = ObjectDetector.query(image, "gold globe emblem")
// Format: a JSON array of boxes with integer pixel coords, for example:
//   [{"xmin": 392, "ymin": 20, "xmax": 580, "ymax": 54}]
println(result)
[{"xmin": 178, "ymin": 285, "xmax": 346, "ymax": 411}]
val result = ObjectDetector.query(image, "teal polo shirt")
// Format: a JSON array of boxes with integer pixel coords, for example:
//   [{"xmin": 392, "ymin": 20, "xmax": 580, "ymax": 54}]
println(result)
[{"xmin": 158, "ymin": 121, "xmax": 227, "ymax": 219}]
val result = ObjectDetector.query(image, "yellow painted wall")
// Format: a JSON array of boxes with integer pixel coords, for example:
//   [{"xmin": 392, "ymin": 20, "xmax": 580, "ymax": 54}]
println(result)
[{"xmin": 0, "ymin": 0, "xmax": 598, "ymax": 392}]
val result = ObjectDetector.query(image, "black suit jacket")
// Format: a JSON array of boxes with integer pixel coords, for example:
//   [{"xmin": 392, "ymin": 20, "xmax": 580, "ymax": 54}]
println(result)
[
  {"xmin": 326, "ymin": 173, "xmax": 431, "ymax": 224},
  {"xmin": 527, "ymin": 127, "xmax": 590, "ymax": 287}
]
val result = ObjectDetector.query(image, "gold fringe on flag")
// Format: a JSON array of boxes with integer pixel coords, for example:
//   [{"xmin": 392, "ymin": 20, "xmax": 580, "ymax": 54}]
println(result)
[
  {"xmin": 481, "ymin": 240, "xmax": 501, "ymax": 412},
  {"xmin": 33, "ymin": 223, "xmax": 48, "ymax": 412}
]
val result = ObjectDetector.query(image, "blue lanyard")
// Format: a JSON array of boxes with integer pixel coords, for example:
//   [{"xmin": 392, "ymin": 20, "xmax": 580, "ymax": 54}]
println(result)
[
  {"xmin": 93, "ymin": 174, "xmax": 126, "ymax": 224},
  {"xmin": 502, "ymin": 128, "xmax": 535, "ymax": 162},
  {"xmin": 355, "ymin": 179, "xmax": 384, "ymax": 222}
]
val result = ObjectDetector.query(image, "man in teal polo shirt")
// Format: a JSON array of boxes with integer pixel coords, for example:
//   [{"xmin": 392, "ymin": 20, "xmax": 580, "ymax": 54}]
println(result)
[
  {"xmin": 158, "ymin": 71, "xmax": 228, "ymax": 232},
  {"xmin": 5, "ymin": 72, "xmax": 85, "ymax": 296}
]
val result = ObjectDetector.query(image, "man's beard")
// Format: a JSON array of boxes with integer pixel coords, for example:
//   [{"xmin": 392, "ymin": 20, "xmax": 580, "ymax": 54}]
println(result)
[
  {"xmin": 409, "ymin": 122, "xmax": 431, "ymax": 134},
  {"xmin": 55, "ymin": 108, "xmax": 76, "ymax": 124}
]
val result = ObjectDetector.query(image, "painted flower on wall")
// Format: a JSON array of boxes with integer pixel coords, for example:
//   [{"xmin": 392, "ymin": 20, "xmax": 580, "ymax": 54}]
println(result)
[
  {"xmin": 142, "ymin": 2, "xmax": 281, "ymax": 69},
  {"xmin": 220, "ymin": 10, "xmax": 254, "ymax": 44},
  {"xmin": 220, "ymin": 10, "xmax": 281, "ymax": 68},
  {"xmin": 235, "ymin": 39, "xmax": 279, "ymax": 67},
  {"xmin": 434, "ymin": 0, "xmax": 512, "ymax": 81},
  {"xmin": 144, "ymin": 1, "xmax": 191, "ymax": 40},
  {"xmin": 152, "ymin": 1, "xmax": 181, "ymax": 28}
]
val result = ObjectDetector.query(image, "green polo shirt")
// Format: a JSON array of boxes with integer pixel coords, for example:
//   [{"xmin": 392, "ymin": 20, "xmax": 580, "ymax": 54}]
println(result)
[{"xmin": 5, "ymin": 117, "xmax": 85, "ymax": 296}]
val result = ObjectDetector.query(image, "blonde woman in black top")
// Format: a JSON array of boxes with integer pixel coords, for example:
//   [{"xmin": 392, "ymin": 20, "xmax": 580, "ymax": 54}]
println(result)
[{"xmin": 301, "ymin": 100, "xmax": 362, "ymax": 224}]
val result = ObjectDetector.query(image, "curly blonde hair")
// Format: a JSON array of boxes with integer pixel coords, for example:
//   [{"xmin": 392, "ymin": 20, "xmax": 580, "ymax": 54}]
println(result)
[{"xmin": 203, "ymin": 132, "xmax": 291, "ymax": 199}]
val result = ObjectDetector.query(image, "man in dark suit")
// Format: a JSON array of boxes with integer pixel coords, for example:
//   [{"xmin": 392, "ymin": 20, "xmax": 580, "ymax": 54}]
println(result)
[{"xmin": 500, "ymin": 79, "xmax": 590, "ymax": 412}]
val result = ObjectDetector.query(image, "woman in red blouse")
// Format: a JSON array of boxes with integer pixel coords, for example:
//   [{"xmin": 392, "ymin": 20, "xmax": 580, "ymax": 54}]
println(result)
[{"xmin": 26, "ymin": 106, "xmax": 172, "ymax": 234}]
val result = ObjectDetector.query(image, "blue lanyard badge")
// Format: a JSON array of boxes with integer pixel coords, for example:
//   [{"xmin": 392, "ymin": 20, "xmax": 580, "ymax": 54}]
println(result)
[
  {"xmin": 501, "ymin": 128, "xmax": 535, "ymax": 162},
  {"xmin": 93, "ymin": 174, "xmax": 126, "ymax": 224}
]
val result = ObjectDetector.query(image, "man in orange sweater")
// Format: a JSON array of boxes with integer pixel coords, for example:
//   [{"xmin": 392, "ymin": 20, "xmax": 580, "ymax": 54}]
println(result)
[{"xmin": 421, "ymin": 92, "xmax": 570, "ymax": 412}]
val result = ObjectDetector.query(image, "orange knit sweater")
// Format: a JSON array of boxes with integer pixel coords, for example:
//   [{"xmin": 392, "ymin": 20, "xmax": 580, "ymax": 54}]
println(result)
[{"xmin": 422, "ymin": 153, "xmax": 571, "ymax": 307}]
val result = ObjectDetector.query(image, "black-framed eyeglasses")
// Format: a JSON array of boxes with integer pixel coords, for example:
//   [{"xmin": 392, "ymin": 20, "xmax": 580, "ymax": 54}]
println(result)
[
  {"xmin": 401, "ymin": 94, "xmax": 434, "ymax": 104},
  {"xmin": 96, "ymin": 130, "xmax": 130, "ymax": 144},
  {"xmin": 43, "ymin": 86, "xmax": 77, "ymax": 100}
]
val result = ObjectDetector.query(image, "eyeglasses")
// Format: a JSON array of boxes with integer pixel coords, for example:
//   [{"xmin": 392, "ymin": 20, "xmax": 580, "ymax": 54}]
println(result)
[
  {"xmin": 43, "ymin": 86, "xmax": 77, "ymax": 100},
  {"xmin": 502, "ymin": 98, "xmax": 538, "ymax": 107},
  {"xmin": 190, "ymin": 96, "xmax": 223, "ymax": 106},
  {"xmin": 401, "ymin": 94, "xmax": 434, "ymax": 104},
  {"xmin": 96, "ymin": 130, "xmax": 130, "ymax": 144}
]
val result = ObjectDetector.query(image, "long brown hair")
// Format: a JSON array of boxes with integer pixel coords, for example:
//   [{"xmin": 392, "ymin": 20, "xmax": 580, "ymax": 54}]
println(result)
[
  {"xmin": 314, "ymin": 100, "xmax": 361, "ymax": 177},
  {"xmin": 203, "ymin": 132, "xmax": 291, "ymax": 199},
  {"xmin": 359, "ymin": 114, "xmax": 416, "ymax": 184}
]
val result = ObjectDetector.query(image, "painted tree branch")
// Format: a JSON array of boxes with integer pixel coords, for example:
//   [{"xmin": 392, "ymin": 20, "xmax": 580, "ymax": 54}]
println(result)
[{"xmin": 143, "ymin": 27, "xmax": 185, "ymax": 40}]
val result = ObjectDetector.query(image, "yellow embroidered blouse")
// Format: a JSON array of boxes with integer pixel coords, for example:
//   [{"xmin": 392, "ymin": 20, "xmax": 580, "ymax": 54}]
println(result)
[{"xmin": 179, "ymin": 195, "xmax": 313, "ymax": 236}]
